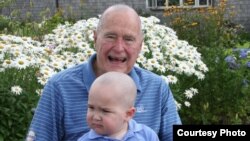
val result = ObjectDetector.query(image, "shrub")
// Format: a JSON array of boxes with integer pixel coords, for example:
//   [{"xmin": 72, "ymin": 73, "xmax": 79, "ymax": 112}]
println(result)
[
  {"xmin": 0, "ymin": 81, "xmax": 39, "ymax": 140},
  {"xmin": 179, "ymin": 47, "xmax": 250, "ymax": 124},
  {"xmin": 164, "ymin": 0, "xmax": 250, "ymax": 124},
  {"xmin": 0, "ymin": 11, "xmax": 66, "ymax": 41},
  {"xmin": 164, "ymin": 0, "xmax": 243, "ymax": 49}
]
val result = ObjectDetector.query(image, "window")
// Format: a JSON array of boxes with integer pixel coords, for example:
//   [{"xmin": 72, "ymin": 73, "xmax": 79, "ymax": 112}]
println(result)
[{"xmin": 147, "ymin": 0, "xmax": 213, "ymax": 9}]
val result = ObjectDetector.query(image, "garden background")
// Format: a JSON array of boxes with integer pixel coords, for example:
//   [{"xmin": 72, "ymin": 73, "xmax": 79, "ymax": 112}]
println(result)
[{"xmin": 0, "ymin": 0, "xmax": 250, "ymax": 140}]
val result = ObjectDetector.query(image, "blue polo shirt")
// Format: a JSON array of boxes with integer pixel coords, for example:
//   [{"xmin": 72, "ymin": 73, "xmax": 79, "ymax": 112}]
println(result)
[
  {"xmin": 27, "ymin": 54, "xmax": 181, "ymax": 141},
  {"xmin": 77, "ymin": 119, "xmax": 160, "ymax": 141}
]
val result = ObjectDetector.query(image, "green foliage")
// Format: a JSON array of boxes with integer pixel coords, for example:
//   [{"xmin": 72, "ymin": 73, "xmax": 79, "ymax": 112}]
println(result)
[
  {"xmin": 0, "ymin": 0, "xmax": 15, "ymax": 9},
  {"xmin": 0, "ymin": 15, "xmax": 9, "ymax": 31},
  {"xmin": 0, "ymin": 13, "xmax": 69, "ymax": 140},
  {"xmin": 0, "ymin": 92, "xmax": 38, "ymax": 140},
  {"xmin": 0, "ymin": 68, "xmax": 40, "ymax": 140},
  {"xmin": 239, "ymin": 32, "xmax": 250, "ymax": 44},
  {"xmin": 0, "ymin": 10, "xmax": 66, "ymax": 40},
  {"xmin": 164, "ymin": 1, "xmax": 250, "ymax": 124},
  {"xmin": 0, "ymin": 9, "xmax": 66, "ymax": 140},
  {"xmin": 34, "ymin": 10, "xmax": 66, "ymax": 40},
  {"xmin": 164, "ymin": 1, "xmax": 243, "ymax": 49},
  {"xmin": 179, "ymin": 47, "xmax": 250, "ymax": 124}
]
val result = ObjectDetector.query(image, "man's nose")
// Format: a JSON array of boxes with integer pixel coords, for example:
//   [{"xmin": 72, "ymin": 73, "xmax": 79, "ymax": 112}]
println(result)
[{"xmin": 113, "ymin": 38, "xmax": 125, "ymax": 52}]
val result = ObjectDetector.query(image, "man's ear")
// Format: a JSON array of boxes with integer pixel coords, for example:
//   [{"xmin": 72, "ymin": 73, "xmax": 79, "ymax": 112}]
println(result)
[{"xmin": 93, "ymin": 30, "xmax": 97, "ymax": 43}]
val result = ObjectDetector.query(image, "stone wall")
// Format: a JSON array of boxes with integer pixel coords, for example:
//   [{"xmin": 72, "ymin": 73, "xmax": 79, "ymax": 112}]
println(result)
[
  {"xmin": 1, "ymin": 0, "xmax": 249, "ymax": 32},
  {"xmin": 75, "ymin": 0, "xmax": 147, "ymax": 18},
  {"xmin": 1, "ymin": 0, "xmax": 148, "ymax": 20},
  {"xmin": 226, "ymin": 0, "xmax": 250, "ymax": 32}
]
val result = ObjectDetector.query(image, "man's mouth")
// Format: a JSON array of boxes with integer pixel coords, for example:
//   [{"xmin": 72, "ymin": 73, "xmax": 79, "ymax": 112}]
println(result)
[{"xmin": 108, "ymin": 55, "xmax": 127, "ymax": 63}]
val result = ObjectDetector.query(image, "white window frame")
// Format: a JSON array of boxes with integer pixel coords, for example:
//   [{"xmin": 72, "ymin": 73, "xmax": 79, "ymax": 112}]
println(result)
[{"xmin": 147, "ymin": 0, "xmax": 213, "ymax": 9}]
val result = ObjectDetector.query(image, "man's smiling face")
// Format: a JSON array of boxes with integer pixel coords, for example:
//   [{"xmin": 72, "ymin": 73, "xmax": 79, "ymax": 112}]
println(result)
[{"xmin": 93, "ymin": 8, "xmax": 143, "ymax": 76}]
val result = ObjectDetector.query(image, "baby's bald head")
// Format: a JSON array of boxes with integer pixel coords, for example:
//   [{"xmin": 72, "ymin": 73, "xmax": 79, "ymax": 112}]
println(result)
[{"xmin": 89, "ymin": 72, "xmax": 137, "ymax": 108}]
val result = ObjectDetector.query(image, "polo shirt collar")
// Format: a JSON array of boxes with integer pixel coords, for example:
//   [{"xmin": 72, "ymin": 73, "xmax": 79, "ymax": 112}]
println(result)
[
  {"xmin": 82, "ymin": 54, "xmax": 97, "ymax": 92},
  {"xmin": 128, "ymin": 67, "xmax": 142, "ymax": 93},
  {"xmin": 87, "ymin": 119, "xmax": 143, "ymax": 140}
]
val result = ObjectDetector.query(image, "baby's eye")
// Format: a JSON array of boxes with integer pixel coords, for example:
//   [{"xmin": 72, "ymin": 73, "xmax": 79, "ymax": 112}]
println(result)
[{"xmin": 103, "ymin": 110, "xmax": 110, "ymax": 113}]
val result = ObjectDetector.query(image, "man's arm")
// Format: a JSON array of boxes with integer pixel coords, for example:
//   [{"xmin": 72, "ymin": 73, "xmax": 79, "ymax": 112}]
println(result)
[
  {"xmin": 159, "ymin": 83, "xmax": 182, "ymax": 141},
  {"xmin": 26, "ymin": 80, "xmax": 64, "ymax": 141}
]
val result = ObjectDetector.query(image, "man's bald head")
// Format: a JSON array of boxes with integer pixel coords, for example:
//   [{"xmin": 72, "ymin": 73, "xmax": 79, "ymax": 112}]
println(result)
[{"xmin": 96, "ymin": 4, "xmax": 142, "ymax": 35}]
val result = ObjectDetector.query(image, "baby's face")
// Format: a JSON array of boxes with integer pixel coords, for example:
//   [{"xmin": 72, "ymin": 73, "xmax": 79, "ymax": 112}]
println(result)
[{"xmin": 86, "ymin": 85, "xmax": 129, "ymax": 137}]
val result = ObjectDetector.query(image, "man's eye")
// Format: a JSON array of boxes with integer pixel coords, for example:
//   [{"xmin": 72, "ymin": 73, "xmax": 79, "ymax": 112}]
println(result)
[
  {"xmin": 124, "ymin": 37, "xmax": 135, "ymax": 42},
  {"xmin": 88, "ymin": 106, "xmax": 94, "ymax": 110},
  {"xmin": 126, "ymin": 37, "xmax": 133, "ymax": 41},
  {"xmin": 106, "ymin": 35, "xmax": 115, "ymax": 39}
]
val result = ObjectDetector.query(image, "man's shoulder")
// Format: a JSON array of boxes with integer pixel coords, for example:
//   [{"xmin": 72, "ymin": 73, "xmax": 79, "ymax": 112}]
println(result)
[
  {"xmin": 133, "ymin": 66, "xmax": 163, "ymax": 81},
  {"xmin": 49, "ymin": 63, "xmax": 87, "ymax": 82}
]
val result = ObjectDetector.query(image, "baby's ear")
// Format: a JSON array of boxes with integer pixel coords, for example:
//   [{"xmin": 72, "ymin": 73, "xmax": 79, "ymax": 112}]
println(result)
[{"xmin": 126, "ymin": 107, "xmax": 136, "ymax": 120}]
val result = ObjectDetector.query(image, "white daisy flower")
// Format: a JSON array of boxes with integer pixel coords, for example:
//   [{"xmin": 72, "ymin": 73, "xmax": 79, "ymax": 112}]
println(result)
[
  {"xmin": 11, "ymin": 85, "xmax": 23, "ymax": 95},
  {"xmin": 184, "ymin": 101, "xmax": 191, "ymax": 107}
]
